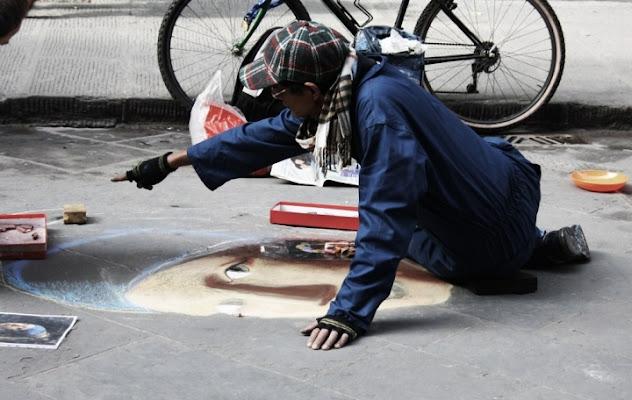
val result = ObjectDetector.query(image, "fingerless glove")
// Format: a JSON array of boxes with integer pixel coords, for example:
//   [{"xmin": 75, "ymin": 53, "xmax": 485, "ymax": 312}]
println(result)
[
  {"xmin": 126, "ymin": 152, "xmax": 177, "ymax": 190},
  {"xmin": 316, "ymin": 315, "xmax": 364, "ymax": 342}
]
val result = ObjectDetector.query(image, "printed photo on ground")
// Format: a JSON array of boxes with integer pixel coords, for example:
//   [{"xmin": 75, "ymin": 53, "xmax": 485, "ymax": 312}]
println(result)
[{"xmin": 0, "ymin": 312, "xmax": 77, "ymax": 349}]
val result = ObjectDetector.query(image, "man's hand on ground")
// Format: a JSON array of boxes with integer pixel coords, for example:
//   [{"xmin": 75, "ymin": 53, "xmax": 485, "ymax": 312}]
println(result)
[{"xmin": 300, "ymin": 319, "xmax": 354, "ymax": 350}]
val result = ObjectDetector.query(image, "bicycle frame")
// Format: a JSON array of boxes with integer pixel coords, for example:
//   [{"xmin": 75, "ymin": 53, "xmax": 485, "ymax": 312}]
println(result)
[{"xmin": 239, "ymin": 0, "xmax": 492, "ymax": 67}]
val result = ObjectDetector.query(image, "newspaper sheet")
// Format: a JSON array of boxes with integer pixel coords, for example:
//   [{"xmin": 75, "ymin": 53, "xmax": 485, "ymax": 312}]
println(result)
[{"xmin": 270, "ymin": 153, "xmax": 360, "ymax": 187}]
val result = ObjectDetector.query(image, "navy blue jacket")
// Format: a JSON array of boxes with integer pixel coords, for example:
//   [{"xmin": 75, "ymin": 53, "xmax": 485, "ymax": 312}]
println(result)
[{"xmin": 188, "ymin": 59, "xmax": 541, "ymax": 332}]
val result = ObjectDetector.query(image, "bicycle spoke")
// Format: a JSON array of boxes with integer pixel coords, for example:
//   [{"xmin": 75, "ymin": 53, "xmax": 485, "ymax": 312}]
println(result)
[{"xmin": 427, "ymin": 60, "xmax": 474, "ymax": 93}]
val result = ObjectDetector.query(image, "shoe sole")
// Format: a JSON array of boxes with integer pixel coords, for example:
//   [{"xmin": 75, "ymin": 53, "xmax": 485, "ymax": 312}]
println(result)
[{"xmin": 561, "ymin": 224, "xmax": 591, "ymax": 261}]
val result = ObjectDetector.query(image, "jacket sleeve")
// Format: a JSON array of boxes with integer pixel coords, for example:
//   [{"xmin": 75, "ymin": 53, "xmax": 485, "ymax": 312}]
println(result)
[
  {"xmin": 326, "ymin": 120, "xmax": 429, "ymax": 332},
  {"xmin": 187, "ymin": 109, "xmax": 306, "ymax": 191}
]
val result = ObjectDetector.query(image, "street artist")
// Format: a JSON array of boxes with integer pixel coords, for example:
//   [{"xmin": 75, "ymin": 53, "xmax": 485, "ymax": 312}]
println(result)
[{"xmin": 112, "ymin": 21, "xmax": 590, "ymax": 350}]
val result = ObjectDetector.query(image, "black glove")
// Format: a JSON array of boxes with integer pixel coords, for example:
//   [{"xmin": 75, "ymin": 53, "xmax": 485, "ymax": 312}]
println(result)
[
  {"xmin": 316, "ymin": 315, "xmax": 364, "ymax": 342},
  {"xmin": 126, "ymin": 152, "xmax": 177, "ymax": 190}
]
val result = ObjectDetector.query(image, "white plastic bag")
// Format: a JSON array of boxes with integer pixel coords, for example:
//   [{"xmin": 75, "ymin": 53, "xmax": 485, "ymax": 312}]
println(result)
[
  {"xmin": 188, "ymin": 71, "xmax": 247, "ymax": 145},
  {"xmin": 379, "ymin": 29, "xmax": 426, "ymax": 55},
  {"xmin": 188, "ymin": 71, "xmax": 271, "ymax": 177}
]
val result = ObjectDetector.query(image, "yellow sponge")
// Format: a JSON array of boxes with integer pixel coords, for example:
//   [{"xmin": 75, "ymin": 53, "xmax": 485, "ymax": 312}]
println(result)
[{"xmin": 63, "ymin": 204, "xmax": 87, "ymax": 225}]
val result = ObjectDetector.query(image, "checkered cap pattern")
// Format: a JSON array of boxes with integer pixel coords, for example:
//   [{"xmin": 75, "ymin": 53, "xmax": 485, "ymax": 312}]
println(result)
[{"xmin": 239, "ymin": 20, "xmax": 349, "ymax": 90}]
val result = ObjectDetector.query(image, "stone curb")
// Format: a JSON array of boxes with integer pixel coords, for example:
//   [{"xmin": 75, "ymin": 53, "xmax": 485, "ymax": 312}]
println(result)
[
  {"xmin": 1, "ymin": 96, "xmax": 630, "ymax": 131},
  {"xmin": 0, "ymin": 97, "xmax": 190, "ymax": 128}
]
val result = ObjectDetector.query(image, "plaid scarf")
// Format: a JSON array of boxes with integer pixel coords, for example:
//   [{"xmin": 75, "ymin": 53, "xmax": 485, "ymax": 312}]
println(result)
[{"xmin": 295, "ymin": 49, "xmax": 357, "ymax": 176}]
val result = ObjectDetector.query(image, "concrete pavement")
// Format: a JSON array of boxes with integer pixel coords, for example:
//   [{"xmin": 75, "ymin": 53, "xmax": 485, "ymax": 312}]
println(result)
[{"xmin": 0, "ymin": 124, "xmax": 631, "ymax": 399}]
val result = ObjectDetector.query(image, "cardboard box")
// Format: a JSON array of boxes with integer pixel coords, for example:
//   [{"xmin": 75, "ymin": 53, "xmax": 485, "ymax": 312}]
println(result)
[
  {"xmin": 269, "ymin": 202, "xmax": 359, "ymax": 231},
  {"xmin": 0, "ymin": 214, "xmax": 48, "ymax": 259}
]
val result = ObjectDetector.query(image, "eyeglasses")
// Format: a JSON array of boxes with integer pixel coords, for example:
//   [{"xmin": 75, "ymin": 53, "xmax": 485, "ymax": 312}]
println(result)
[{"xmin": 270, "ymin": 86, "xmax": 288, "ymax": 99}]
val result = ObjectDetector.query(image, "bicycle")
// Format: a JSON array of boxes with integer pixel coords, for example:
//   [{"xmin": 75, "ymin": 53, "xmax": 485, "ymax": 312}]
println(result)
[{"xmin": 157, "ymin": 0, "xmax": 565, "ymax": 133}]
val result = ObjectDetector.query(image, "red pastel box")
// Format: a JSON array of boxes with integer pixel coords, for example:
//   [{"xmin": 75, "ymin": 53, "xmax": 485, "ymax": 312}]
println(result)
[
  {"xmin": 0, "ymin": 213, "xmax": 48, "ymax": 260},
  {"xmin": 270, "ymin": 202, "xmax": 359, "ymax": 231}
]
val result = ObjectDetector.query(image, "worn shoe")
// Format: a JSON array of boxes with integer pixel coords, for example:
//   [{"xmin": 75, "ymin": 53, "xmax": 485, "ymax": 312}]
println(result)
[
  {"xmin": 557, "ymin": 224, "xmax": 590, "ymax": 262},
  {"xmin": 537, "ymin": 224, "xmax": 591, "ymax": 265},
  {"xmin": 526, "ymin": 224, "xmax": 590, "ymax": 268}
]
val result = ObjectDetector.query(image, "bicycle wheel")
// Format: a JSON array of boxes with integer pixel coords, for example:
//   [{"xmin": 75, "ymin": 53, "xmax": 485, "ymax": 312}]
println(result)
[
  {"xmin": 414, "ymin": 0, "xmax": 565, "ymax": 133},
  {"xmin": 158, "ymin": 0, "xmax": 310, "ymax": 110}
]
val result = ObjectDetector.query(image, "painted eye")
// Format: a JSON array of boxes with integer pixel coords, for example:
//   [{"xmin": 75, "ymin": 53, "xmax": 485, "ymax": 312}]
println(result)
[{"xmin": 225, "ymin": 264, "xmax": 251, "ymax": 280}]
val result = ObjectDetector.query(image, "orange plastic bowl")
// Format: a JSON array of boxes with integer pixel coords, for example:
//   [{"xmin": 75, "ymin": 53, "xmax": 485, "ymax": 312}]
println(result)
[{"xmin": 570, "ymin": 170, "xmax": 628, "ymax": 192}]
